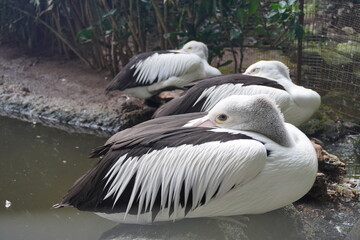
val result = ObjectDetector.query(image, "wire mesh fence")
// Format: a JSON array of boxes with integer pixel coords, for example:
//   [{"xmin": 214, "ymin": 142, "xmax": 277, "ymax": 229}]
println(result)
[
  {"xmin": 301, "ymin": 0, "xmax": 360, "ymax": 118},
  {"xmin": 238, "ymin": 0, "xmax": 360, "ymax": 119}
]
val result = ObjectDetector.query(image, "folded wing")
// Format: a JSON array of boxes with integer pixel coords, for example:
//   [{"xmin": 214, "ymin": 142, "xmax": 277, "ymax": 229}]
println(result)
[
  {"xmin": 106, "ymin": 52, "xmax": 203, "ymax": 92},
  {"xmin": 57, "ymin": 127, "xmax": 267, "ymax": 222}
]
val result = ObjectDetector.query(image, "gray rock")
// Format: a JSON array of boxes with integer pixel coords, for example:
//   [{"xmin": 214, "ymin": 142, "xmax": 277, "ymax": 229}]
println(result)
[{"xmin": 345, "ymin": 218, "xmax": 360, "ymax": 240}]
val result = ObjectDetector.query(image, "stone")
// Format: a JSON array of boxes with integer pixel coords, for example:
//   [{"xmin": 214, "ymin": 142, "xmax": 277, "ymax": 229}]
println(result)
[
  {"xmin": 336, "ymin": 41, "xmax": 360, "ymax": 61},
  {"xmin": 303, "ymin": 47, "xmax": 353, "ymax": 66}
]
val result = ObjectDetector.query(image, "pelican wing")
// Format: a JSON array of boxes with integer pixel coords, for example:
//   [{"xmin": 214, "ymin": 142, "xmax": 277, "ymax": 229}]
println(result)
[
  {"xmin": 153, "ymin": 74, "xmax": 286, "ymax": 118},
  {"xmin": 90, "ymin": 112, "xmax": 206, "ymax": 156},
  {"xmin": 58, "ymin": 127, "xmax": 267, "ymax": 222},
  {"xmin": 106, "ymin": 51, "xmax": 203, "ymax": 92}
]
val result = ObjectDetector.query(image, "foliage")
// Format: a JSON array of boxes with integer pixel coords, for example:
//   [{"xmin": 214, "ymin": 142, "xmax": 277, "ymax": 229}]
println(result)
[
  {"xmin": 264, "ymin": 0, "xmax": 303, "ymax": 46},
  {"xmin": 0, "ymin": 0, "xmax": 303, "ymax": 74}
]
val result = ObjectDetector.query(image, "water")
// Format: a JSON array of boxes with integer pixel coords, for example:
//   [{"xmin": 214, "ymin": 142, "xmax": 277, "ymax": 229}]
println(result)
[
  {"xmin": 0, "ymin": 116, "xmax": 114, "ymax": 240},
  {"xmin": 0, "ymin": 116, "xmax": 358, "ymax": 240},
  {"xmin": 325, "ymin": 134, "xmax": 360, "ymax": 191}
]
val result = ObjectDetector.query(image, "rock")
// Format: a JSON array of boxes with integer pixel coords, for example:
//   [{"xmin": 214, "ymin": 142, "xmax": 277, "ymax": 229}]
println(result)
[
  {"xmin": 345, "ymin": 218, "xmax": 360, "ymax": 240},
  {"xmin": 303, "ymin": 47, "xmax": 353, "ymax": 66},
  {"xmin": 318, "ymin": 149, "xmax": 346, "ymax": 180},
  {"xmin": 307, "ymin": 172, "xmax": 329, "ymax": 201},
  {"xmin": 300, "ymin": 102, "xmax": 360, "ymax": 142},
  {"xmin": 341, "ymin": 27, "xmax": 356, "ymax": 35},
  {"xmin": 321, "ymin": 91, "xmax": 360, "ymax": 120},
  {"xmin": 305, "ymin": 143, "xmax": 359, "ymax": 203},
  {"xmin": 336, "ymin": 41, "xmax": 360, "ymax": 61},
  {"xmin": 295, "ymin": 200, "xmax": 360, "ymax": 240}
]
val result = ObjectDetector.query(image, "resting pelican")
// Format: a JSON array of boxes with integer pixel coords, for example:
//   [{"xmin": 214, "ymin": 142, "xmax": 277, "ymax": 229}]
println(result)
[
  {"xmin": 153, "ymin": 61, "xmax": 321, "ymax": 126},
  {"xmin": 105, "ymin": 41, "xmax": 221, "ymax": 99},
  {"xmin": 54, "ymin": 95, "xmax": 318, "ymax": 224}
]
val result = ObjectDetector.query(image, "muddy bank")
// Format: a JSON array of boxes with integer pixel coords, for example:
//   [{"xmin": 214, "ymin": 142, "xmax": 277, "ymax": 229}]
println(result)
[
  {"xmin": 0, "ymin": 44, "xmax": 156, "ymax": 135},
  {"xmin": 0, "ymin": 83, "xmax": 154, "ymax": 136}
]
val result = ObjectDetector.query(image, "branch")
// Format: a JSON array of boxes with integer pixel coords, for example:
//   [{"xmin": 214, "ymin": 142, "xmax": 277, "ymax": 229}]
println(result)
[{"xmin": 9, "ymin": 3, "xmax": 94, "ymax": 68}]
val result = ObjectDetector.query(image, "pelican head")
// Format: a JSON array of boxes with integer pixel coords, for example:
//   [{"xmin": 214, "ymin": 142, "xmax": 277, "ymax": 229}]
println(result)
[
  {"xmin": 180, "ymin": 41, "xmax": 209, "ymax": 60},
  {"xmin": 244, "ymin": 60, "xmax": 291, "ymax": 82},
  {"xmin": 244, "ymin": 60, "xmax": 321, "ymax": 111},
  {"xmin": 193, "ymin": 95, "xmax": 291, "ymax": 146}
]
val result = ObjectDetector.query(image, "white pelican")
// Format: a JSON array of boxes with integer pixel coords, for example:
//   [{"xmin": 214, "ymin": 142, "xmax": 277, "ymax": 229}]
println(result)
[
  {"xmin": 54, "ymin": 95, "xmax": 318, "ymax": 224},
  {"xmin": 105, "ymin": 41, "xmax": 221, "ymax": 99},
  {"xmin": 153, "ymin": 60, "xmax": 321, "ymax": 126}
]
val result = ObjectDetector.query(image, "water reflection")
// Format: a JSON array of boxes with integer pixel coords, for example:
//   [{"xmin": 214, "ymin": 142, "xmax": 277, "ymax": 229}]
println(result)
[{"xmin": 99, "ymin": 208, "xmax": 306, "ymax": 240}]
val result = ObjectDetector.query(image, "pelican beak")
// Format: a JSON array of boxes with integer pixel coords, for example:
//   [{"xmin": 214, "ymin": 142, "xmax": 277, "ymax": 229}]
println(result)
[
  {"xmin": 191, "ymin": 117, "xmax": 218, "ymax": 128},
  {"xmin": 172, "ymin": 49, "xmax": 183, "ymax": 53}
]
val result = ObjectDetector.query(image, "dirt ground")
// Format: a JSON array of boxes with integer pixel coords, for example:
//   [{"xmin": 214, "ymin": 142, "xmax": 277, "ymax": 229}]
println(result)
[
  {"xmin": 0, "ymin": 43, "xmax": 114, "ymax": 103},
  {"xmin": 0, "ymin": 43, "xmax": 155, "ymax": 135}
]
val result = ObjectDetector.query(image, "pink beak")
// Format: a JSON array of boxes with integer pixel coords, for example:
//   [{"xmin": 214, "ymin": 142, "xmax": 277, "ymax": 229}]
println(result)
[{"xmin": 190, "ymin": 117, "xmax": 218, "ymax": 128}]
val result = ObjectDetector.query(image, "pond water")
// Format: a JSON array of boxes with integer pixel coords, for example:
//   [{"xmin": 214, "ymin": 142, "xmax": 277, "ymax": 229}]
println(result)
[
  {"xmin": 325, "ymin": 134, "xmax": 360, "ymax": 191},
  {"xmin": 0, "ymin": 116, "xmax": 358, "ymax": 240}
]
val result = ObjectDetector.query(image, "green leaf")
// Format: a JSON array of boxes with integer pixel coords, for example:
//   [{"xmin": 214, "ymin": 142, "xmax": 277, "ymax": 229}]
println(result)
[
  {"xmin": 249, "ymin": 1, "xmax": 259, "ymax": 15},
  {"xmin": 218, "ymin": 60, "xmax": 233, "ymax": 68},
  {"xmin": 76, "ymin": 29, "xmax": 94, "ymax": 40},
  {"xmin": 102, "ymin": 9, "xmax": 117, "ymax": 19},
  {"xmin": 230, "ymin": 29, "xmax": 242, "ymax": 40},
  {"xmin": 270, "ymin": 3, "xmax": 281, "ymax": 10},
  {"xmin": 265, "ymin": 11, "xmax": 278, "ymax": 19},
  {"xmin": 279, "ymin": 1, "xmax": 287, "ymax": 8}
]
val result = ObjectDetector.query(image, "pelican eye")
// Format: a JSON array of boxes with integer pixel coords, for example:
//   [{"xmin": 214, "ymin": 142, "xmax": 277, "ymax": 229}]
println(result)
[
  {"xmin": 215, "ymin": 114, "xmax": 228, "ymax": 123},
  {"xmin": 251, "ymin": 68, "xmax": 259, "ymax": 73}
]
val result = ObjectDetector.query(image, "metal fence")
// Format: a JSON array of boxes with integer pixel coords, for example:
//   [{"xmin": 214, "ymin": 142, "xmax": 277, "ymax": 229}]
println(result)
[
  {"xmin": 239, "ymin": 0, "xmax": 360, "ymax": 119},
  {"xmin": 301, "ymin": 0, "xmax": 360, "ymax": 118}
]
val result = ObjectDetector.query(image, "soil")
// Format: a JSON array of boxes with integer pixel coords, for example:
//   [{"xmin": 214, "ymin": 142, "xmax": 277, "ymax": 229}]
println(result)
[
  {"xmin": 0, "ymin": 43, "xmax": 109, "ymax": 103},
  {"xmin": 0, "ymin": 43, "xmax": 155, "ymax": 135},
  {"xmin": 0, "ymin": 43, "xmax": 359, "ymax": 239}
]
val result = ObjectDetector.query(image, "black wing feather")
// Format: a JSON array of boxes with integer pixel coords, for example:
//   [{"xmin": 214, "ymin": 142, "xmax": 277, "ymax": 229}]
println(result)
[{"xmin": 152, "ymin": 74, "xmax": 286, "ymax": 118}]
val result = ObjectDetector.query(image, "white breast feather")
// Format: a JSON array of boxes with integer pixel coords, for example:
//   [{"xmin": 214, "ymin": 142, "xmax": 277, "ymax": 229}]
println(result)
[
  {"xmin": 103, "ymin": 139, "xmax": 266, "ymax": 220},
  {"xmin": 133, "ymin": 53, "xmax": 202, "ymax": 84}
]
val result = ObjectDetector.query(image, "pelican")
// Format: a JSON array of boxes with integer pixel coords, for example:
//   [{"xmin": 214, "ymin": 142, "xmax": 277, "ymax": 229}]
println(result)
[
  {"xmin": 54, "ymin": 95, "xmax": 318, "ymax": 224},
  {"xmin": 105, "ymin": 41, "xmax": 221, "ymax": 99},
  {"xmin": 153, "ymin": 60, "xmax": 321, "ymax": 126}
]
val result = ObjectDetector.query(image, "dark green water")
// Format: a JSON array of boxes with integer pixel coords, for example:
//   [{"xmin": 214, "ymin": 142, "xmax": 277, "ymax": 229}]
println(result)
[
  {"xmin": 326, "ymin": 134, "xmax": 360, "ymax": 191},
  {"xmin": 0, "ymin": 116, "xmax": 358, "ymax": 240},
  {"xmin": 0, "ymin": 116, "xmax": 116, "ymax": 240}
]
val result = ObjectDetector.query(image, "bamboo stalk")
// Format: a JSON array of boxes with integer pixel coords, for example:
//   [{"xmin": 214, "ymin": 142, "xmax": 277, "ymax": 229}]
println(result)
[
  {"xmin": 8, "ymin": 3, "xmax": 94, "ymax": 68},
  {"xmin": 136, "ymin": 0, "xmax": 145, "ymax": 52},
  {"xmin": 127, "ymin": 16, "xmax": 142, "ymax": 54},
  {"xmin": 61, "ymin": 1, "xmax": 78, "ymax": 45},
  {"xmin": 151, "ymin": 0, "xmax": 174, "ymax": 48},
  {"xmin": 55, "ymin": 6, "xmax": 71, "ymax": 58}
]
